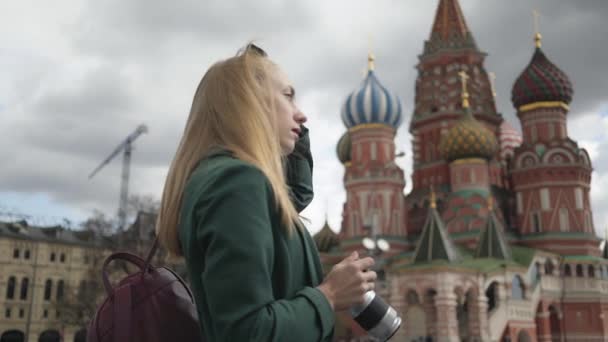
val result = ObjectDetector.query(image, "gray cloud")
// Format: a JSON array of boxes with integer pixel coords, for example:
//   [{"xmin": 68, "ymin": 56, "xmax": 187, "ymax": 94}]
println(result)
[{"xmin": 1, "ymin": 0, "xmax": 607, "ymax": 233}]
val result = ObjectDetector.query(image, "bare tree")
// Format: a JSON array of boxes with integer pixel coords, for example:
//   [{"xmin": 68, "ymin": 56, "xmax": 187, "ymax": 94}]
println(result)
[
  {"xmin": 127, "ymin": 194, "xmax": 160, "ymax": 221},
  {"xmin": 52, "ymin": 212, "xmax": 113, "ymax": 330},
  {"xmin": 52, "ymin": 195, "xmax": 182, "ymax": 332}
]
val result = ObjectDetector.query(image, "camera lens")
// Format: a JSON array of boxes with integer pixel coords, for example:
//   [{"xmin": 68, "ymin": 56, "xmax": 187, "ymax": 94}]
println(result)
[{"xmin": 350, "ymin": 291, "xmax": 401, "ymax": 341}]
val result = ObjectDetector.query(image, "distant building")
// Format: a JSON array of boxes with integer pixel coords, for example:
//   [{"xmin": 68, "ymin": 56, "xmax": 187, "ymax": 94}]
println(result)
[
  {"xmin": 0, "ymin": 211, "xmax": 163, "ymax": 342},
  {"xmin": 315, "ymin": 1, "xmax": 606, "ymax": 341}
]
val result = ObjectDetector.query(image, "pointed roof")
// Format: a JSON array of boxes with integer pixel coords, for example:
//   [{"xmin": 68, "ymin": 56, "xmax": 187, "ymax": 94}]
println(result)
[
  {"xmin": 413, "ymin": 188, "xmax": 461, "ymax": 263},
  {"xmin": 423, "ymin": 0, "xmax": 478, "ymax": 55},
  {"xmin": 313, "ymin": 220, "xmax": 340, "ymax": 253},
  {"xmin": 475, "ymin": 198, "xmax": 512, "ymax": 260},
  {"xmin": 431, "ymin": 0, "xmax": 470, "ymax": 41}
]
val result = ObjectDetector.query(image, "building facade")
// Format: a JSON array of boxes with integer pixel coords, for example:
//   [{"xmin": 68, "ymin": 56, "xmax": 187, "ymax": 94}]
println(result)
[
  {"xmin": 0, "ymin": 212, "xmax": 162, "ymax": 342},
  {"xmin": 314, "ymin": 1, "xmax": 607, "ymax": 341},
  {"xmin": 0, "ymin": 221, "xmax": 104, "ymax": 342}
]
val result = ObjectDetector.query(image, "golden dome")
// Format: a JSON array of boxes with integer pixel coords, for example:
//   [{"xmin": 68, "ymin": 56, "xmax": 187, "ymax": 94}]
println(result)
[
  {"xmin": 336, "ymin": 131, "xmax": 351, "ymax": 165},
  {"xmin": 439, "ymin": 111, "xmax": 498, "ymax": 162}
]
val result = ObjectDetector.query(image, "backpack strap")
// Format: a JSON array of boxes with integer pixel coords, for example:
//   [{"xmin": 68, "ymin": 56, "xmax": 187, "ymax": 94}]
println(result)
[
  {"xmin": 113, "ymin": 284, "xmax": 132, "ymax": 342},
  {"xmin": 102, "ymin": 253, "xmax": 146, "ymax": 296},
  {"xmin": 143, "ymin": 235, "xmax": 159, "ymax": 274}
]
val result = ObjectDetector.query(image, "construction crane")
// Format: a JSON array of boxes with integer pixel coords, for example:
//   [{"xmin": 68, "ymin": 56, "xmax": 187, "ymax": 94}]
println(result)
[{"xmin": 88, "ymin": 124, "xmax": 148, "ymax": 231}]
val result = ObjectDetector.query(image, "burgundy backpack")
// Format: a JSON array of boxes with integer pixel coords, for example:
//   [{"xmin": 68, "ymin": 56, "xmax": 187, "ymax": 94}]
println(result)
[{"xmin": 87, "ymin": 238, "xmax": 203, "ymax": 342}]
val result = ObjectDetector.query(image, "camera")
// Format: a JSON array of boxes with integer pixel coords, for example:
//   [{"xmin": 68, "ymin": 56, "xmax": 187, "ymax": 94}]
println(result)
[{"xmin": 350, "ymin": 290, "xmax": 401, "ymax": 341}]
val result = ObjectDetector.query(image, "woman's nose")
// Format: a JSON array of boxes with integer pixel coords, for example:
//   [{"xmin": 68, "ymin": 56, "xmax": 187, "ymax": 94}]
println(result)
[{"xmin": 295, "ymin": 108, "xmax": 307, "ymax": 124}]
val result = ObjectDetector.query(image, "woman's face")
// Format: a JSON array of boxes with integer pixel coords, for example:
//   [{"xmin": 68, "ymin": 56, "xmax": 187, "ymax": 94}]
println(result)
[{"xmin": 271, "ymin": 66, "xmax": 307, "ymax": 155}]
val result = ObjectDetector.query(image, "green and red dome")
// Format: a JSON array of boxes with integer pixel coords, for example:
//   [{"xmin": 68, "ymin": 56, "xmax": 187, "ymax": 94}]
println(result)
[{"xmin": 511, "ymin": 47, "xmax": 573, "ymax": 109}]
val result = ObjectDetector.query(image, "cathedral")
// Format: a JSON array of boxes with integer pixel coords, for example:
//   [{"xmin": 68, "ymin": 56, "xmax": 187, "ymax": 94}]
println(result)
[{"xmin": 313, "ymin": 0, "xmax": 606, "ymax": 341}]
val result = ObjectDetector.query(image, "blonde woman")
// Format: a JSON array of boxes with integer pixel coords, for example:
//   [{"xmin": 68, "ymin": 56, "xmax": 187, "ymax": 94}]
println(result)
[{"xmin": 156, "ymin": 44, "xmax": 376, "ymax": 341}]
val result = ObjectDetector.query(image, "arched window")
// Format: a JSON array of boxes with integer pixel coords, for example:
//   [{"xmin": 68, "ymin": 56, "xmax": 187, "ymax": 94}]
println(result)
[
  {"xmin": 370, "ymin": 142, "xmax": 377, "ymax": 161},
  {"xmin": 531, "ymin": 262, "xmax": 541, "ymax": 285},
  {"xmin": 60, "ymin": 253, "xmax": 66, "ymax": 263},
  {"xmin": 56, "ymin": 280, "xmax": 65, "ymax": 301},
  {"xmin": 44, "ymin": 279, "xmax": 53, "ymax": 301},
  {"xmin": 576, "ymin": 264, "xmax": 584, "ymax": 277},
  {"xmin": 0, "ymin": 331, "xmax": 25, "ymax": 342},
  {"xmin": 548, "ymin": 123, "xmax": 555, "ymax": 139},
  {"xmin": 13, "ymin": 248, "xmax": 20, "ymax": 259},
  {"xmin": 559, "ymin": 208, "xmax": 569, "ymax": 232},
  {"xmin": 6, "ymin": 276, "xmax": 16, "ymax": 299},
  {"xmin": 564, "ymin": 264, "xmax": 572, "ymax": 277},
  {"xmin": 406, "ymin": 290, "xmax": 419, "ymax": 305},
  {"xmin": 50, "ymin": 252, "xmax": 56, "ymax": 262},
  {"xmin": 20, "ymin": 277, "xmax": 29, "ymax": 300},
  {"xmin": 485, "ymin": 282, "xmax": 499, "ymax": 311},
  {"xmin": 531, "ymin": 125, "xmax": 538, "ymax": 143},
  {"xmin": 532, "ymin": 212, "xmax": 542, "ymax": 233},
  {"xmin": 24, "ymin": 250, "xmax": 31, "ymax": 259},
  {"xmin": 39, "ymin": 330, "xmax": 61, "ymax": 342},
  {"xmin": 545, "ymin": 260, "xmax": 554, "ymax": 276},
  {"xmin": 511, "ymin": 276, "xmax": 525, "ymax": 300},
  {"xmin": 588, "ymin": 265, "xmax": 596, "ymax": 278}
]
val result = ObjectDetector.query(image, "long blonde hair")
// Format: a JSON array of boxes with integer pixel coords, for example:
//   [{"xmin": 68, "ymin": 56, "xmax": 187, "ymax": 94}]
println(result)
[{"xmin": 156, "ymin": 46, "xmax": 300, "ymax": 256}]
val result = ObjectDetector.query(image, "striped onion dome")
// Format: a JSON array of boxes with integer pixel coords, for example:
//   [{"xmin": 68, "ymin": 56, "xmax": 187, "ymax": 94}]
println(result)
[
  {"xmin": 336, "ymin": 131, "xmax": 351, "ymax": 164},
  {"xmin": 499, "ymin": 121, "xmax": 522, "ymax": 161},
  {"xmin": 439, "ymin": 109, "xmax": 498, "ymax": 162},
  {"xmin": 341, "ymin": 55, "xmax": 403, "ymax": 129},
  {"xmin": 313, "ymin": 221, "xmax": 339, "ymax": 253},
  {"xmin": 511, "ymin": 47, "xmax": 573, "ymax": 109}
]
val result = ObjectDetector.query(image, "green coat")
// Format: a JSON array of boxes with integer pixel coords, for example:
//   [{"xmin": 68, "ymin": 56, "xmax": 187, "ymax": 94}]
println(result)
[{"xmin": 179, "ymin": 129, "xmax": 335, "ymax": 341}]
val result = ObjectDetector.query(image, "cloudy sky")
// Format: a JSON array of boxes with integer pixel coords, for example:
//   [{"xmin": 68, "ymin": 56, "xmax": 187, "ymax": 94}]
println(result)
[{"xmin": 1, "ymin": 0, "xmax": 607, "ymax": 237}]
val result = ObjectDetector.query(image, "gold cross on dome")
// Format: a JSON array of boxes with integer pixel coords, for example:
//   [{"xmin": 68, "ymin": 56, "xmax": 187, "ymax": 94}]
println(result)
[
  {"xmin": 489, "ymin": 72, "xmax": 497, "ymax": 98},
  {"xmin": 367, "ymin": 34, "xmax": 375, "ymax": 71},
  {"xmin": 458, "ymin": 71, "xmax": 470, "ymax": 108},
  {"xmin": 533, "ymin": 9, "xmax": 542, "ymax": 48}
]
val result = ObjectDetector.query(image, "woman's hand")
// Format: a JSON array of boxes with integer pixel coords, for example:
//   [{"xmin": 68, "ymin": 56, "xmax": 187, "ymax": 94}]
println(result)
[{"xmin": 316, "ymin": 251, "xmax": 377, "ymax": 311}]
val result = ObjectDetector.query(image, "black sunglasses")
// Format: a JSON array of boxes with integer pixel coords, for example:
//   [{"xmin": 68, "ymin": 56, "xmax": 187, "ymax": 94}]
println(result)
[{"xmin": 244, "ymin": 43, "xmax": 267, "ymax": 57}]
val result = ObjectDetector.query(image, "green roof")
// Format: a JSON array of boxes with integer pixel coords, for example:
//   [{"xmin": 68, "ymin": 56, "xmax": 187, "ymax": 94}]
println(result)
[
  {"xmin": 395, "ymin": 244, "xmax": 534, "ymax": 273},
  {"xmin": 510, "ymin": 245, "xmax": 537, "ymax": 266},
  {"xmin": 475, "ymin": 211, "xmax": 512, "ymax": 260},
  {"xmin": 395, "ymin": 256, "xmax": 521, "ymax": 273},
  {"xmin": 518, "ymin": 232, "xmax": 601, "ymax": 241},
  {"xmin": 563, "ymin": 255, "xmax": 608, "ymax": 263},
  {"xmin": 412, "ymin": 206, "xmax": 461, "ymax": 263}
]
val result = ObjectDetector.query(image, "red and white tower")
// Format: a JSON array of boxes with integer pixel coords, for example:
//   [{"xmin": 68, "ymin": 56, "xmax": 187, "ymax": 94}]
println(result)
[
  {"xmin": 406, "ymin": 0, "xmax": 504, "ymax": 233},
  {"xmin": 338, "ymin": 54, "xmax": 407, "ymax": 251},
  {"xmin": 510, "ymin": 31, "xmax": 597, "ymax": 254}
]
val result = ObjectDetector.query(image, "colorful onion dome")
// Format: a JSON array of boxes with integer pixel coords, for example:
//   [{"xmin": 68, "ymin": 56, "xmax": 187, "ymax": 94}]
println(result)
[
  {"xmin": 499, "ymin": 121, "xmax": 523, "ymax": 160},
  {"xmin": 336, "ymin": 131, "xmax": 351, "ymax": 165},
  {"xmin": 313, "ymin": 221, "xmax": 339, "ymax": 253},
  {"xmin": 439, "ymin": 110, "xmax": 499, "ymax": 162},
  {"xmin": 511, "ymin": 47, "xmax": 573, "ymax": 110},
  {"xmin": 341, "ymin": 54, "xmax": 403, "ymax": 129}
]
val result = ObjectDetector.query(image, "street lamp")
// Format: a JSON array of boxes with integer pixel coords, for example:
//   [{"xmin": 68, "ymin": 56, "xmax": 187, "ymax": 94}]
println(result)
[{"xmin": 361, "ymin": 151, "xmax": 405, "ymax": 280}]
